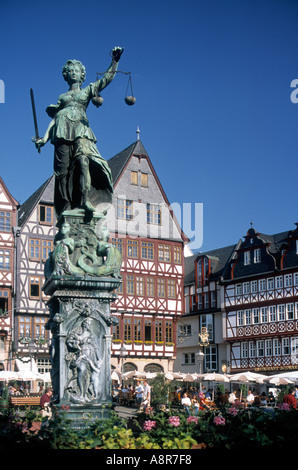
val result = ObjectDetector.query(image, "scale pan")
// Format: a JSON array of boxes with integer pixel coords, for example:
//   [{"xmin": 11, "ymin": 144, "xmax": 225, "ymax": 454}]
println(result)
[{"xmin": 125, "ymin": 96, "xmax": 136, "ymax": 106}]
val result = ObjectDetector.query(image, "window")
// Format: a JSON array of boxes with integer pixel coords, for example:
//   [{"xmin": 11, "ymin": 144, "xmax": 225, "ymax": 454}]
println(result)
[
  {"xmin": 251, "ymin": 280, "xmax": 258, "ymax": 293},
  {"xmin": 30, "ymin": 239, "xmax": 53, "ymax": 260},
  {"xmin": 252, "ymin": 308, "xmax": 259, "ymax": 324},
  {"xmin": 249, "ymin": 341, "xmax": 256, "ymax": 358},
  {"xmin": 174, "ymin": 246, "xmax": 182, "ymax": 264},
  {"xmin": 0, "ymin": 250, "xmax": 10, "ymax": 269},
  {"xmin": 254, "ymin": 248, "xmax": 261, "ymax": 263},
  {"xmin": 273, "ymin": 338, "xmax": 281, "ymax": 356},
  {"xmin": 257, "ymin": 340, "xmax": 264, "ymax": 357},
  {"xmin": 179, "ymin": 324, "xmax": 191, "ymax": 337},
  {"xmin": 157, "ymin": 278, "xmax": 165, "ymax": 298},
  {"xmin": 144, "ymin": 319, "xmax": 152, "ymax": 341},
  {"xmin": 241, "ymin": 342, "xmax": 248, "ymax": 358},
  {"xmin": 265, "ymin": 339, "xmax": 272, "ymax": 356},
  {"xmin": 0, "ymin": 211, "xmax": 11, "ymax": 232},
  {"xmin": 131, "ymin": 171, "xmax": 138, "ymax": 185},
  {"xmin": 204, "ymin": 293, "xmax": 209, "ymax": 309},
  {"xmin": 205, "ymin": 345, "xmax": 217, "ymax": 371},
  {"xmin": 282, "ymin": 337, "xmax": 290, "ymax": 355},
  {"xmin": 198, "ymin": 294, "xmax": 203, "ymax": 310},
  {"xmin": 267, "ymin": 278, "xmax": 274, "ymax": 290},
  {"xmin": 19, "ymin": 316, "xmax": 31, "ymax": 338},
  {"xmin": 284, "ymin": 274, "xmax": 292, "ymax": 287},
  {"xmin": 0, "ymin": 297, "xmax": 8, "ymax": 316},
  {"xmin": 286, "ymin": 303, "xmax": 294, "ymax": 320},
  {"xmin": 146, "ymin": 277, "xmax": 155, "ymax": 297},
  {"xmin": 167, "ymin": 279, "xmax": 176, "ymax": 298},
  {"xmin": 200, "ymin": 314, "xmax": 213, "ymax": 341},
  {"xmin": 259, "ymin": 279, "xmax": 266, "ymax": 291},
  {"xmin": 155, "ymin": 320, "xmax": 163, "ymax": 342},
  {"xmin": 124, "ymin": 318, "xmax": 132, "ymax": 341},
  {"xmin": 158, "ymin": 244, "xmax": 171, "ymax": 262},
  {"xmin": 126, "ymin": 275, "xmax": 134, "ymax": 294},
  {"xmin": 211, "ymin": 291, "xmax": 217, "ymax": 308},
  {"xmin": 245, "ymin": 309, "xmax": 251, "ymax": 325},
  {"xmin": 127, "ymin": 240, "xmax": 138, "ymax": 258},
  {"xmin": 111, "ymin": 238, "xmax": 123, "ymax": 255},
  {"xmin": 165, "ymin": 321, "xmax": 173, "ymax": 343},
  {"xmin": 134, "ymin": 318, "xmax": 141, "ymax": 341},
  {"xmin": 278, "ymin": 304, "xmax": 285, "ymax": 321},
  {"xmin": 244, "ymin": 251, "xmax": 251, "ymax": 265},
  {"xmin": 237, "ymin": 310, "xmax": 244, "ymax": 326},
  {"xmin": 113, "ymin": 322, "xmax": 120, "ymax": 341},
  {"xmin": 243, "ymin": 282, "xmax": 250, "ymax": 294},
  {"xmin": 141, "ymin": 173, "xmax": 148, "ymax": 187},
  {"xmin": 236, "ymin": 284, "xmax": 242, "ymax": 296},
  {"xmin": 39, "ymin": 205, "xmax": 53, "ymax": 225},
  {"xmin": 261, "ymin": 306, "xmax": 268, "ymax": 323},
  {"xmin": 294, "ymin": 273, "xmax": 298, "ymax": 286},
  {"xmin": 136, "ymin": 276, "xmax": 144, "ymax": 295},
  {"xmin": 117, "ymin": 199, "xmax": 133, "ymax": 220},
  {"xmin": 29, "ymin": 277, "xmax": 41, "ymax": 298},
  {"xmin": 141, "ymin": 242, "xmax": 154, "ymax": 260},
  {"xmin": 34, "ymin": 317, "xmax": 47, "ymax": 339},
  {"xmin": 183, "ymin": 353, "xmax": 195, "ymax": 365},
  {"xmin": 269, "ymin": 306, "xmax": 276, "ymax": 322},
  {"xmin": 147, "ymin": 203, "xmax": 161, "ymax": 225},
  {"xmin": 276, "ymin": 276, "xmax": 283, "ymax": 289}
]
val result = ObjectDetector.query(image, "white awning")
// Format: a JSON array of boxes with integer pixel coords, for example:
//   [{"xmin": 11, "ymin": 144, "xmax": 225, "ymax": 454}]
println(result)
[{"xmin": 15, "ymin": 358, "xmax": 38, "ymax": 373}]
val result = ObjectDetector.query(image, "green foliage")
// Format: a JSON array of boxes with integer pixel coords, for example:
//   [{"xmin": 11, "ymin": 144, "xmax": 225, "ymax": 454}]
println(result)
[{"xmin": 1, "ymin": 402, "xmax": 298, "ymax": 449}]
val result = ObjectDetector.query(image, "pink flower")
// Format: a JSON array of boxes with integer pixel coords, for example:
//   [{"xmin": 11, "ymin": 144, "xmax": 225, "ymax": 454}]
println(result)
[
  {"xmin": 168, "ymin": 416, "xmax": 180, "ymax": 427},
  {"xmin": 277, "ymin": 403, "xmax": 291, "ymax": 411},
  {"xmin": 187, "ymin": 416, "xmax": 199, "ymax": 424},
  {"xmin": 227, "ymin": 406, "xmax": 238, "ymax": 416},
  {"xmin": 213, "ymin": 415, "xmax": 226, "ymax": 426},
  {"xmin": 143, "ymin": 420, "xmax": 156, "ymax": 431}
]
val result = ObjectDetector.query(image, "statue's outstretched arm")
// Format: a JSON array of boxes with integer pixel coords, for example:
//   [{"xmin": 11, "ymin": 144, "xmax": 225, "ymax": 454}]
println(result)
[{"xmin": 94, "ymin": 47, "xmax": 124, "ymax": 94}]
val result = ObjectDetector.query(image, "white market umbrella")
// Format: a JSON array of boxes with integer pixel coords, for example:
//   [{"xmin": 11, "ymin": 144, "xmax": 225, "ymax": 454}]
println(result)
[
  {"xmin": 203, "ymin": 372, "xmax": 230, "ymax": 383},
  {"xmin": 145, "ymin": 372, "xmax": 157, "ymax": 379},
  {"xmin": 172, "ymin": 372, "xmax": 186, "ymax": 380},
  {"xmin": 264, "ymin": 376, "xmax": 294, "ymax": 386},
  {"xmin": 17, "ymin": 370, "xmax": 42, "ymax": 381},
  {"xmin": 122, "ymin": 370, "xmax": 147, "ymax": 379},
  {"xmin": 38, "ymin": 372, "xmax": 51, "ymax": 382},
  {"xmin": 0, "ymin": 371, "xmax": 19, "ymax": 381},
  {"xmin": 111, "ymin": 370, "xmax": 121, "ymax": 382},
  {"xmin": 229, "ymin": 371, "xmax": 267, "ymax": 383}
]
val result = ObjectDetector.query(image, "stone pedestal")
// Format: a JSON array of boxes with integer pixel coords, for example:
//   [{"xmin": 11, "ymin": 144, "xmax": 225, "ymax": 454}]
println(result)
[{"xmin": 43, "ymin": 259, "xmax": 121, "ymax": 427}]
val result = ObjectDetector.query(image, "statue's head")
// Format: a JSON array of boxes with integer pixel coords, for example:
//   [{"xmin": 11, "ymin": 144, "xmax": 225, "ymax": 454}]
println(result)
[{"xmin": 62, "ymin": 59, "xmax": 86, "ymax": 85}]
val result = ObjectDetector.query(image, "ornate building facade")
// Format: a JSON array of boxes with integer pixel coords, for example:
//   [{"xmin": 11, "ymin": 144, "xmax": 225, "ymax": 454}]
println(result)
[
  {"xmin": 3, "ymin": 138, "xmax": 187, "ymax": 375},
  {"xmin": 0, "ymin": 177, "xmax": 18, "ymax": 372},
  {"xmin": 222, "ymin": 225, "xmax": 298, "ymax": 373}
]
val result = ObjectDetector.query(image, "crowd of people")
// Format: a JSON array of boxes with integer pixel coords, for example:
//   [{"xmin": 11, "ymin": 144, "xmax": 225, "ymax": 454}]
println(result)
[
  {"xmin": 175, "ymin": 384, "xmax": 298, "ymax": 413},
  {"xmin": 112, "ymin": 380, "xmax": 151, "ymax": 411}
]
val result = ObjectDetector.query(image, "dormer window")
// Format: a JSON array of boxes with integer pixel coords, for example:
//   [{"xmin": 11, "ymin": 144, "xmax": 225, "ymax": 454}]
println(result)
[
  {"xmin": 254, "ymin": 248, "xmax": 261, "ymax": 263},
  {"xmin": 244, "ymin": 251, "xmax": 251, "ymax": 265}
]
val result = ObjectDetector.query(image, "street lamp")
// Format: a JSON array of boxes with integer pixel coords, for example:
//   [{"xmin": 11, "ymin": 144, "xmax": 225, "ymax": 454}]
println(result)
[
  {"xmin": 119, "ymin": 344, "xmax": 128, "ymax": 386},
  {"xmin": 196, "ymin": 327, "xmax": 210, "ymax": 374}
]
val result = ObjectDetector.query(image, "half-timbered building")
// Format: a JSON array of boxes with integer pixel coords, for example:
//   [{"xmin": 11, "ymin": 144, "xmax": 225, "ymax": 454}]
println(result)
[
  {"xmin": 0, "ymin": 177, "xmax": 18, "ymax": 371},
  {"xmin": 107, "ymin": 139, "xmax": 188, "ymax": 374},
  {"xmin": 175, "ymin": 246, "xmax": 235, "ymax": 374},
  {"xmin": 11, "ymin": 138, "xmax": 187, "ymax": 375},
  {"xmin": 222, "ymin": 224, "xmax": 298, "ymax": 373},
  {"xmin": 14, "ymin": 176, "xmax": 56, "ymax": 374}
]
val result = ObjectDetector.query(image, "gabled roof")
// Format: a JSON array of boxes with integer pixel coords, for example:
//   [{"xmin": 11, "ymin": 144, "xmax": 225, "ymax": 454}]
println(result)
[
  {"xmin": 108, "ymin": 140, "xmax": 148, "ymax": 185},
  {"xmin": 108, "ymin": 139, "xmax": 189, "ymax": 242},
  {"xmin": 0, "ymin": 176, "xmax": 19, "ymax": 207},
  {"xmin": 184, "ymin": 244, "xmax": 237, "ymax": 286},
  {"xmin": 18, "ymin": 175, "xmax": 54, "ymax": 227}
]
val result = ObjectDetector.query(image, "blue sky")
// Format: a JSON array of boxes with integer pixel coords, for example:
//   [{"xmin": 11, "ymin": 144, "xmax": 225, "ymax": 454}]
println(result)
[{"xmin": 1, "ymin": 0, "xmax": 298, "ymax": 252}]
